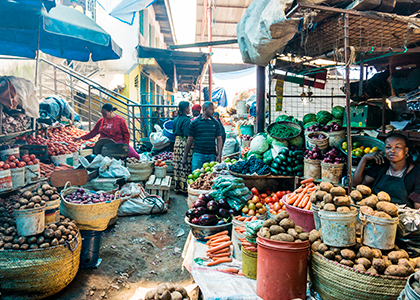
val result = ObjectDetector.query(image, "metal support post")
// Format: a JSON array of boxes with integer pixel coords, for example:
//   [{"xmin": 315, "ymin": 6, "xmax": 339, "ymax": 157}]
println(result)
[
  {"xmin": 256, "ymin": 65, "xmax": 266, "ymax": 133},
  {"xmin": 207, "ymin": 0, "xmax": 213, "ymax": 102},
  {"xmin": 344, "ymin": 13, "xmax": 353, "ymax": 191},
  {"xmin": 88, "ymin": 86, "xmax": 92, "ymax": 131}
]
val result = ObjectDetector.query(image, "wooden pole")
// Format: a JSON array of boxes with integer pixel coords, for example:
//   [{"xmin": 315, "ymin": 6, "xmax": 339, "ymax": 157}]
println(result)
[
  {"xmin": 344, "ymin": 13, "xmax": 353, "ymax": 191},
  {"xmin": 207, "ymin": 0, "xmax": 212, "ymax": 102},
  {"xmin": 256, "ymin": 66, "xmax": 266, "ymax": 133}
]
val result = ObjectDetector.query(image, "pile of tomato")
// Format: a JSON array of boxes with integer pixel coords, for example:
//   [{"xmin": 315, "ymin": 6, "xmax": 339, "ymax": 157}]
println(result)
[
  {"xmin": 0, "ymin": 155, "xmax": 39, "ymax": 171},
  {"xmin": 250, "ymin": 187, "xmax": 291, "ymax": 215}
]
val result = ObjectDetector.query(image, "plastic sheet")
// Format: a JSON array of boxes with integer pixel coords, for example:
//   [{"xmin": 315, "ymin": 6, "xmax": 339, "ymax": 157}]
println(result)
[{"xmin": 396, "ymin": 209, "xmax": 420, "ymax": 257}]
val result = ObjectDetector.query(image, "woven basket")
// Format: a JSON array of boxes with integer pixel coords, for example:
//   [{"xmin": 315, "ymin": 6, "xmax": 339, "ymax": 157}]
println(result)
[
  {"xmin": 310, "ymin": 252, "xmax": 407, "ymax": 300},
  {"xmin": 0, "ymin": 233, "xmax": 81, "ymax": 300},
  {"xmin": 60, "ymin": 182, "xmax": 121, "ymax": 231}
]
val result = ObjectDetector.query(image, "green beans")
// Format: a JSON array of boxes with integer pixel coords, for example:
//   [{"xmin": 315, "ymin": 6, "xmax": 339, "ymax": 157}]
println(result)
[{"xmin": 268, "ymin": 124, "xmax": 299, "ymax": 139}]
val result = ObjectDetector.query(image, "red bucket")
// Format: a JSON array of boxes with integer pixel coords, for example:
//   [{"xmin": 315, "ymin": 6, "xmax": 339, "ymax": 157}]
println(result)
[
  {"xmin": 281, "ymin": 197, "xmax": 315, "ymax": 232},
  {"xmin": 256, "ymin": 236, "xmax": 310, "ymax": 300}
]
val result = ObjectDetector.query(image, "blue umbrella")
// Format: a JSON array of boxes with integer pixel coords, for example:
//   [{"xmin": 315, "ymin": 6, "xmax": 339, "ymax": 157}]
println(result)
[
  {"xmin": 0, "ymin": 1, "xmax": 122, "ymax": 62},
  {"xmin": 15, "ymin": 0, "xmax": 56, "ymax": 12}
]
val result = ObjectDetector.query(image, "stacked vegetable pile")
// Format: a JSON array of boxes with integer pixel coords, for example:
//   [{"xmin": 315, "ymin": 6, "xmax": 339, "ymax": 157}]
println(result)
[
  {"xmin": 210, "ymin": 176, "xmax": 252, "ymax": 212},
  {"xmin": 240, "ymin": 134, "xmax": 253, "ymax": 141},
  {"xmin": 64, "ymin": 188, "xmax": 115, "ymax": 204},
  {"xmin": 144, "ymin": 283, "xmax": 190, "ymax": 300},
  {"xmin": 305, "ymin": 121, "xmax": 343, "ymax": 133},
  {"xmin": 0, "ymin": 154, "xmax": 38, "ymax": 170},
  {"xmin": 229, "ymin": 155, "xmax": 270, "ymax": 176},
  {"xmin": 283, "ymin": 178, "xmax": 316, "ymax": 211},
  {"xmin": 322, "ymin": 147, "xmax": 346, "ymax": 164},
  {"xmin": 305, "ymin": 144, "xmax": 323, "ymax": 160},
  {"xmin": 190, "ymin": 173, "xmax": 218, "ymax": 190},
  {"xmin": 268, "ymin": 123, "xmax": 300, "ymax": 139},
  {"xmin": 241, "ymin": 191, "xmax": 268, "ymax": 217},
  {"xmin": 185, "ymin": 194, "xmax": 237, "ymax": 226},
  {"xmin": 302, "ymin": 106, "xmax": 344, "ymax": 130},
  {"xmin": 188, "ymin": 161, "xmax": 218, "ymax": 185},
  {"xmin": 270, "ymin": 147, "xmax": 304, "ymax": 176},
  {"xmin": 342, "ymin": 140, "xmax": 380, "ymax": 158},
  {"xmin": 153, "ymin": 151, "xmax": 173, "ymax": 161},
  {"xmin": 2, "ymin": 111, "xmax": 27, "ymax": 134},
  {"xmin": 275, "ymin": 115, "xmax": 300, "ymax": 124},
  {"xmin": 40, "ymin": 162, "xmax": 73, "ymax": 178},
  {"xmin": 410, "ymin": 271, "xmax": 420, "ymax": 295},
  {"xmin": 250, "ymin": 188, "xmax": 290, "ymax": 216},
  {"xmin": 204, "ymin": 231, "xmax": 233, "ymax": 266}
]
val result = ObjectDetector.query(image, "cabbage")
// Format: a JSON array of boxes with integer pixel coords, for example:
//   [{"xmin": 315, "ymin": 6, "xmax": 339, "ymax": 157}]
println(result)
[
  {"xmin": 266, "ymin": 135, "xmax": 275, "ymax": 145},
  {"xmin": 272, "ymin": 139, "xmax": 288, "ymax": 148},
  {"xmin": 250, "ymin": 135, "xmax": 269, "ymax": 154},
  {"xmin": 289, "ymin": 135, "xmax": 304, "ymax": 147}
]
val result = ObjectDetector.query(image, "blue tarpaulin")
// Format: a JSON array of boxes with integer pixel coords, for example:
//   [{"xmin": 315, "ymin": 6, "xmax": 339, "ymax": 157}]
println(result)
[
  {"xmin": 39, "ymin": 96, "xmax": 79, "ymax": 121},
  {"xmin": 203, "ymin": 87, "xmax": 228, "ymax": 107},
  {"xmin": 98, "ymin": 0, "xmax": 157, "ymax": 25}
]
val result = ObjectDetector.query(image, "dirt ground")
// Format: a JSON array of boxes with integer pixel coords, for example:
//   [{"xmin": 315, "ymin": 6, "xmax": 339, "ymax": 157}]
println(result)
[{"xmin": 48, "ymin": 193, "xmax": 196, "ymax": 300}]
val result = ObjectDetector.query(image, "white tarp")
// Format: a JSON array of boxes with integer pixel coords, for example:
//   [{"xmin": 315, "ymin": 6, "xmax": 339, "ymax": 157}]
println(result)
[{"xmin": 98, "ymin": 0, "xmax": 156, "ymax": 25}]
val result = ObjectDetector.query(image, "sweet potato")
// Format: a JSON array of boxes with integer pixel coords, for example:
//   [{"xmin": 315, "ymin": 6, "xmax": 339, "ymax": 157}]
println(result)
[
  {"xmin": 330, "ymin": 187, "xmax": 346, "ymax": 197},
  {"xmin": 377, "ymin": 201, "xmax": 398, "ymax": 217},
  {"xmin": 377, "ymin": 191, "xmax": 391, "ymax": 202},
  {"xmin": 320, "ymin": 182, "xmax": 334, "ymax": 192},
  {"xmin": 350, "ymin": 190, "xmax": 363, "ymax": 201},
  {"xmin": 334, "ymin": 196, "xmax": 350, "ymax": 207},
  {"xmin": 356, "ymin": 185, "xmax": 371, "ymax": 195}
]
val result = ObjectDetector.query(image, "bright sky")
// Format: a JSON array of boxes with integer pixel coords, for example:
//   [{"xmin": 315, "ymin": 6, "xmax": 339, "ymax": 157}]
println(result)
[{"xmin": 168, "ymin": 0, "xmax": 197, "ymax": 45}]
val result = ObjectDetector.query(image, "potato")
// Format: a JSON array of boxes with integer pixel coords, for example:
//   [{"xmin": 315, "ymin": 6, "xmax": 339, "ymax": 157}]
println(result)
[
  {"xmin": 323, "ymin": 203, "xmax": 336, "ymax": 211},
  {"xmin": 360, "ymin": 206, "xmax": 375, "ymax": 216},
  {"xmin": 298, "ymin": 232, "xmax": 309, "ymax": 241},
  {"xmin": 30, "ymin": 196, "xmax": 41, "ymax": 203},
  {"xmin": 44, "ymin": 190, "xmax": 54, "ymax": 197},
  {"xmin": 29, "ymin": 244, "xmax": 38, "ymax": 249},
  {"xmin": 335, "ymin": 255, "xmax": 343, "ymax": 262},
  {"xmin": 36, "ymin": 236, "xmax": 44, "ymax": 245},
  {"xmin": 356, "ymin": 257, "xmax": 372, "ymax": 269},
  {"xmin": 372, "ymin": 258, "xmax": 387, "ymax": 272},
  {"xmin": 374, "ymin": 211, "xmax": 392, "ymax": 219},
  {"xmin": 385, "ymin": 265, "xmax": 411, "ymax": 277},
  {"xmin": 337, "ymin": 206, "xmax": 351, "ymax": 213},
  {"xmin": 294, "ymin": 239, "xmax": 302, "ymax": 243},
  {"xmin": 372, "ymin": 249, "xmax": 382, "ymax": 258},
  {"xmin": 42, "ymin": 184, "xmax": 52, "ymax": 191},
  {"xmin": 320, "ymin": 201, "xmax": 325, "ymax": 209},
  {"xmin": 377, "ymin": 191, "xmax": 391, "ymax": 202},
  {"xmin": 353, "ymin": 264, "xmax": 366, "ymax": 272},
  {"xmin": 36, "ymin": 188, "xmax": 43, "ymax": 196},
  {"xmin": 54, "ymin": 230, "xmax": 62, "ymax": 239},
  {"xmin": 310, "ymin": 193, "xmax": 317, "ymax": 203},
  {"xmin": 159, "ymin": 290, "xmax": 171, "ymax": 300},
  {"xmin": 341, "ymin": 260, "xmax": 355, "ymax": 267},
  {"xmin": 41, "ymin": 195, "xmax": 49, "ymax": 202},
  {"xmin": 18, "ymin": 198, "xmax": 29, "ymax": 205},
  {"xmin": 23, "ymin": 191, "xmax": 33, "ymax": 199},
  {"xmin": 309, "ymin": 230, "xmax": 320, "ymax": 243},
  {"xmin": 341, "ymin": 249, "xmax": 356, "ymax": 260},
  {"xmin": 14, "ymin": 203, "xmax": 21, "ymax": 209},
  {"xmin": 50, "ymin": 194, "xmax": 60, "ymax": 201},
  {"xmin": 272, "ymin": 233, "xmax": 294, "ymax": 242},
  {"xmin": 320, "ymin": 182, "xmax": 334, "ymax": 192},
  {"xmin": 27, "ymin": 236, "xmax": 37, "ymax": 244},
  {"xmin": 359, "ymin": 246, "xmax": 373, "ymax": 260},
  {"xmin": 295, "ymin": 226, "xmax": 303, "ymax": 234},
  {"xmin": 383, "ymin": 256, "xmax": 392, "ymax": 268},
  {"xmin": 3, "ymin": 236, "xmax": 13, "ymax": 243},
  {"xmin": 323, "ymin": 250, "xmax": 335, "ymax": 260},
  {"xmin": 399, "ymin": 258, "xmax": 415, "ymax": 274},
  {"xmin": 43, "ymin": 229, "xmax": 54, "ymax": 239},
  {"xmin": 4, "ymin": 227, "xmax": 14, "ymax": 235},
  {"xmin": 170, "ymin": 291, "xmax": 183, "ymax": 300},
  {"xmin": 263, "ymin": 219, "xmax": 276, "ymax": 228},
  {"xmin": 367, "ymin": 267, "xmax": 378, "ymax": 275},
  {"xmin": 51, "ymin": 238, "xmax": 59, "ymax": 246},
  {"xmin": 287, "ymin": 228, "xmax": 299, "ymax": 239},
  {"xmin": 350, "ymin": 190, "xmax": 363, "ymax": 201},
  {"xmin": 323, "ymin": 194, "xmax": 333, "ymax": 204},
  {"xmin": 365, "ymin": 195, "xmax": 379, "ymax": 208},
  {"xmin": 388, "ymin": 250, "xmax": 409, "ymax": 263},
  {"xmin": 259, "ymin": 227, "xmax": 271, "ymax": 239},
  {"xmin": 315, "ymin": 191, "xmax": 327, "ymax": 201},
  {"xmin": 145, "ymin": 289, "xmax": 158, "ymax": 300},
  {"xmin": 377, "ymin": 201, "xmax": 398, "ymax": 217},
  {"xmin": 174, "ymin": 285, "xmax": 188, "ymax": 298},
  {"xmin": 334, "ymin": 196, "xmax": 350, "ymax": 207},
  {"xmin": 356, "ymin": 185, "xmax": 371, "ymax": 195},
  {"xmin": 311, "ymin": 240, "xmax": 321, "ymax": 252},
  {"xmin": 269, "ymin": 225, "xmax": 284, "ymax": 235},
  {"xmin": 318, "ymin": 243, "xmax": 328, "ymax": 254},
  {"xmin": 330, "ymin": 187, "xmax": 346, "ymax": 197},
  {"xmin": 274, "ymin": 211, "xmax": 289, "ymax": 223},
  {"xmin": 39, "ymin": 243, "xmax": 50, "ymax": 248},
  {"xmin": 357, "ymin": 199, "xmax": 367, "ymax": 206},
  {"xmin": 17, "ymin": 236, "xmax": 26, "ymax": 245},
  {"xmin": 279, "ymin": 218, "xmax": 295, "ymax": 230},
  {"xmin": 157, "ymin": 283, "xmax": 169, "ymax": 295},
  {"xmin": 27, "ymin": 202, "xmax": 34, "ymax": 209}
]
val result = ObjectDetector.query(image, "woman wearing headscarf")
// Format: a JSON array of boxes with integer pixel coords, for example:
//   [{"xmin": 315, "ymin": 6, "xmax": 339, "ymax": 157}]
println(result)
[{"xmin": 172, "ymin": 101, "xmax": 193, "ymax": 194}]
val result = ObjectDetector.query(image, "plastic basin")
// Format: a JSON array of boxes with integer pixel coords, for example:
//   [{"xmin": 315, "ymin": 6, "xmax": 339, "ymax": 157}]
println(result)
[
  {"xmin": 185, "ymin": 217, "xmax": 232, "ymax": 242},
  {"xmin": 163, "ymin": 120, "xmax": 176, "ymax": 141},
  {"xmin": 281, "ymin": 196, "xmax": 315, "ymax": 232}
]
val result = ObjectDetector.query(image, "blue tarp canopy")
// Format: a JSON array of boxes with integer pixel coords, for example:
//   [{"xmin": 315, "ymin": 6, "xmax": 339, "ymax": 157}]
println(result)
[
  {"xmin": 98, "ymin": 0, "xmax": 156, "ymax": 25},
  {"xmin": 0, "ymin": 1, "xmax": 122, "ymax": 62},
  {"xmin": 15, "ymin": 0, "xmax": 56, "ymax": 12},
  {"xmin": 203, "ymin": 87, "xmax": 228, "ymax": 107}
]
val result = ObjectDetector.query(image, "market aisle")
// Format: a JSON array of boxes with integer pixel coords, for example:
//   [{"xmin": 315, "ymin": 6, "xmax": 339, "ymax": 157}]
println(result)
[{"xmin": 48, "ymin": 193, "xmax": 195, "ymax": 300}]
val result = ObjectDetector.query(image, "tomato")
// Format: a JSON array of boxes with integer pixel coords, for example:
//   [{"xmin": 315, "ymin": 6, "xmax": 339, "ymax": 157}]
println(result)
[
  {"xmin": 7, "ymin": 155, "xmax": 15, "ymax": 162},
  {"xmin": 0, "ymin": 162, "xmax": 4, "ymax": 168},
  {"xmin": 13, "ymin": 159, "xmax": 19, "ymax": 164},
  {"xmin": 23, "ymin": 157, "xmax": 31, "ymax": 163},
  {"xmin": 276, "ymin": 191, "xmax": 284, "ymax": 199},
  {"xmin": 8, "ymin": 162, "xmax": 16, "ymax": 169},
  {"xmin": 260, "ymin": 193, "xmax": 267, "ymax": 199},
  {"xmin": 250, "ymin": 187, "xmax": 259, "ymax": 196},
  {"xmin": 17, "ymin": 162, "xmax": 26, "ymax": 168},
  {"xmin": 265, "ymin": 196, "xmax": 273, "ymax": 204},
  {"xmin": 252, "ymin": 195, "xmax": 260, "ymax": 203},
  {"xmin": 22, "ymin": 154, "xmax": 29, "ymax": 159},
  {"xmin": 272, "ymin": 194, "xmax": 279, "ymax": 203},
  {"xmin": 273, "ymin": 202, "xmax": 281, "ymax": 212},
  {"xmin": 27, "ymin": 161, "xmax": 34, "ymax": 165},
  {"xmin": 3, "ymin": 164, "xmax": 9, "ymax": 170},
  {"xmin": 269, "ymin": 209, "xmax": 277, "ymax": 215},
  {"xmin": 32, "ymin": 159, "xmax": 39, "ymax": 164}
]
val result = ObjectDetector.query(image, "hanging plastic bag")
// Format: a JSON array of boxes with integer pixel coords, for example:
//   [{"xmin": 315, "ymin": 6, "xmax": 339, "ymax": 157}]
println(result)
[
  {"xmin": 99, "ymin": 158, "xmax": 130, "ymax": 180},
  {"xmin": 150, "ymin": 126, "xmax": 171, "ymax": 149},
  {"xmin": 396, "ymin": 209, "xmax": 420, "ymax": 257}
]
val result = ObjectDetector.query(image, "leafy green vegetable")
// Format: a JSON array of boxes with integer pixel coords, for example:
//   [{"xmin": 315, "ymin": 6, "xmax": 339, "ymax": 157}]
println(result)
[
  {"xmin": 289, "ymin": 135, "xmax": 304, "ymax": 147},
  {"xmin": 250, "ymin": 135, "xmax": 269, "ymax": 154},
  {"xmin": 268, "ymin": 123, "xmax": 299, "ymax": 139}
]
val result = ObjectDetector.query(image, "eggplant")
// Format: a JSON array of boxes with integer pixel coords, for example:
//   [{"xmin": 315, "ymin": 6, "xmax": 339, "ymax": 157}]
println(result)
[
  {"xmin": 198, "ymin": 194, "xmax": 209, "ymax": 202},
  {"xmin": 198, "ymin": 214, "xmax": 218, "ymax": 226},
  {"xmin": 217, "ymin": 199, "xmax": 229, "ymax": 209},
  {"xmin": 193, "ymin": 200, "xmax": 207, "ymax": 208},
  {"xmin": 195, "ymin": 207, "xmax": 208, "ymax": 216},
  {"xmin": 217, "ymin": 220, "xmax": 226, "ymax": 226},
  {"xmin": 229, "ymin": 208, "xmax": 241, "ymax": 216},
  {"xmin": 207, "ymin": 200, "xmax": 219, "ymax": 213},
  {"xmin": 218, "ymin": 208, "xmax": 231, "ymax": 219},
  {"xmin": 186, "ymin": 208, "xmax": 195, "ymax": 219},
  {"xmin": 191, "ymin": 217, "xmax": 200, "ymax": 225}
]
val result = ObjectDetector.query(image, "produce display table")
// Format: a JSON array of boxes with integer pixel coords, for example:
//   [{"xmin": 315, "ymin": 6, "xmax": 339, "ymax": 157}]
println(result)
[{"xmin": 182, "ymin": 232, "xmax": 262, "ymax": 300}]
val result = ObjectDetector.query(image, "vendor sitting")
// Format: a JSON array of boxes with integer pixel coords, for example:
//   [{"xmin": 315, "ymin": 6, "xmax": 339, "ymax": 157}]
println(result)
[
  {"xmin": 74, "ymin": 104, "xmax": 140, "ymax": 159},
  {"xmin": 352, "ymin": 133, "xmax": 420, "ymax": 208}
]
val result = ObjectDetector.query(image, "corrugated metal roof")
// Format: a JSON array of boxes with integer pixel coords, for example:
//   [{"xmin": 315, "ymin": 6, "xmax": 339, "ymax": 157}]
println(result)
[
  {"xmin": 195, "ymin": 0, "xmax": 253, "ymax": 46},
  {"xmin": 153, "ymin": 0, "xmax": 177, "ymax": 46}
]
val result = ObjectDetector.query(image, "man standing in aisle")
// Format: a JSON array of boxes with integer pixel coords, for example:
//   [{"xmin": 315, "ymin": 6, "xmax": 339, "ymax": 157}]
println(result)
[{"xmin": 182, "ymin": 102, "xmax": 223, "ymax": 171}]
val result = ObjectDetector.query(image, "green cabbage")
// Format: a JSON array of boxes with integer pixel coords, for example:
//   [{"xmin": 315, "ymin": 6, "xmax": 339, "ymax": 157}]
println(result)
[
  {"xmin": 289, "ymin": 135, "xmax": 304, "ymax": 147},
  {"xmin": 250, "ymin": 135, "xmax": 269, "ymax": 154}
]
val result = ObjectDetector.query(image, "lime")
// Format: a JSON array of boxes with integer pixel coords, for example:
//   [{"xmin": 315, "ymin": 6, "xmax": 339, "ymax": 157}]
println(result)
[
  {"xmin": 225, "ymin": 158, "xmax": 231, "ymax": 163},
  {"xmin": 353, "ymin": 142, "xmax": 361, "ymax": 148},
  {"xmin": 193, "ymin": 171, "xmax": 200, "ymax": 178},
  {"xmin": 342, "ymin": 142, "xmax": 347, "ymax": 150},
  {"xmin": 203, "ymin": 163, "xmax": 210, "ymax": 169},
  {"xmin": 205, "ymin": 167, "xmax": 210, "ymax": 172},
  {"xmin": 187, "ymin": 179, "xmax": 194, "ymax": 185},
  {"xmin": 188, "ymin": 174, "xmax": 193, "ymax": 179},
  {"xmin": 355, "ymin": 150, "xmax": 363, "ymax": 157},
  {"xmin": 372, "ymin": 146, "xmax": 379, "ymax": 152},
  {"xmin": 210, "ymin": 162, "xmax": 217, "ymax": 167},
  {"xmin": 200, "ymin": 168, "xmax": 205, "ymax": 173}
]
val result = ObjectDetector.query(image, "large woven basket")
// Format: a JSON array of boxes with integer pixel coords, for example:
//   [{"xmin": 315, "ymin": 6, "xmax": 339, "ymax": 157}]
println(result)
[
  {"xmin": 0, "ymin": 233, "xmax": 81, "ymax": 300},
  {"xmin": 310, "ymin": 252, "xmax": 407, "ymax": 300}
]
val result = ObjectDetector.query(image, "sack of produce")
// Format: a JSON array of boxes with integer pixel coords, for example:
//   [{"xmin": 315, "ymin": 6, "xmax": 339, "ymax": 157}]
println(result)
[
  {"xmin": 118, "ymin": 183, "xmax": 167, "ymax": 216},
  {"xmin": 60, "ymin": 182, "xmax": 121, "ymax": 231}
]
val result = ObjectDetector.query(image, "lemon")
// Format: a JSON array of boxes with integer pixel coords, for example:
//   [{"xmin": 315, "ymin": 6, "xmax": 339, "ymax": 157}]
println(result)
[
  {"xmin": 342, "ymin": 142, "xmax": 347, "ymax": 150},
  {"xmin": 364, "ymin": 147, "xmax": 371, "ymax": 154},
  {"xmin": 372, "ymin": 147, "xmax": 379, "ymax": 152},
  {"xmin": 360, "ymin": 146, "xmax": 365, "ymax": 150},
  {"xmin": 369, "ymin": 149, "xmax": 375, "ymax": 153}
]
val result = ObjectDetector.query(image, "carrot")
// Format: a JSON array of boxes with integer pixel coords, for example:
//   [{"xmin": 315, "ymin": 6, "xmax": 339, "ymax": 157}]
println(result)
[
  {"xmin": 304, "ymin": 201, "xmax": 311, "ymax": 210},
  {"xmin": 207, "ymin": 247, "xmax": 230, "ymax": 255},
  {"xmin": 244, "ymin": 246, "xmax": 258, "ymax": 252},
  {"xmin": 295, "ymin": 187, "xmax": 303, "ymax": 193},
  {"xmin": 219, "ymin": 268, "xmax": 239, "ymax": 274},
  {"xmin": 241, "ymin": 241, "xmax": 256, "ymax": 247},
  {"xmin": 237, "ymin": 217, "xmax": 246, "ymax": 221},
  {"xmin": 238, "ymin": 238, "xmax": 248, "ymax": 242},
  {"xmin": 307, "ymin": 188, "xmax": 316, "ymax": 193},
  {"xmin": 286, "ymin": 193, "xmax": 298, "ymax": 205},
  {"xmin": 209, "ymin": 236, "xmax": 230, "ymax": 243},
  {"xmin": 206, "ymin": 241, "xmax": 232, "ymax": 254},
  {"xmin": 208, "ymin": 252, "xmax": 231, "ymax": 258},
  {"xmin": 207, "ymin": 258, "xmax": 232, "ymax": 266},
  {"xmin": 211, "ymin": 255, "xmax": 231, "ymax": 260},
  {"xmin": 293, "ymin": 197, "xmax": 302, "ymax": 207},
  {"xmin": 204, "ymin": 231, "xmax": 228, "ymax": 240},
  {"xmin": 238, "ymin": 271, "xmax": 244, "ymax": 276},
  {"xmin": 306, "ymin": 182, "xmax": 315, "ymax": 188},
  {"xmin": 300, "ymin": 195, "xmax": 310, "ymax": 208},
  {"xmin": 301, "ymin": 178, "xmax": 314, "ymax": 184}
]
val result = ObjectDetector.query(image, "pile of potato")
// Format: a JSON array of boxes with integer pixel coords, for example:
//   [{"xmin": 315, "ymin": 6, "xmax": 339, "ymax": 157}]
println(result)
[
  {"xmin": 15, "ymin": 184, "xmax": 59, "ymax": 210},
  {"xmin": 311, "ymin": 229, "xmax": 418, "ymax": 277},
  {"xmin": 310, "ymin": 182, "xmax": 356, "ymax": 213},
  {"xmin": 145, "ymin": 283, "xmax": 189, "ymax": 300},
  {"xmin": 0, "ymin": 215, "xmax": 78, "ymax": 250},
  {"xmin": 411, "ymin": 271, "xmax": 420, "ymax": 295},
  {"xmin": 258, "ymin": 211, "xmax": 310, "ymax": 242},
  {"xmin": 351, "ymin": 185, "xmax": 398, "ymax": 219}
]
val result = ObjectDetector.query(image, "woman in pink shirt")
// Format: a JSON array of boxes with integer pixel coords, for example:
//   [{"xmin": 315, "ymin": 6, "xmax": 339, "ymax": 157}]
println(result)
[{"xmin": 75, "ymin": 104, "xmax": 140, "ymax": 159}]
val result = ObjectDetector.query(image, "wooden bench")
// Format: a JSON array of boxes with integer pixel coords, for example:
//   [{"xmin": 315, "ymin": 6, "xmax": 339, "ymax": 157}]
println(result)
[{"xmin": 145, "ymin": 175, "xmax": 172, "ymax": 204}]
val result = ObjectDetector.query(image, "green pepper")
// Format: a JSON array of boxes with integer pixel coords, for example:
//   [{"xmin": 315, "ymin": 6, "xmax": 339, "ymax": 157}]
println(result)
[
  {"xmin": 278, "ymin": 154, "xmax": 287, "ymax": 161},
  {"xmin": 270, "ymin": 167, "xmax": 279, "ymax": 175},
  {"xmin": 286, "ymin": 166, "xmax": 294, "ymax": 173},
  {"xmin": 294, "ymin": 164, "xmax": 304, "ymax": 172},
  {"xmin": 274, "ymin": 157, "xmax": 282, "ymax": 164},
  {"xmin": 271, "ymin": 162, "xmax": 279, "ymax": 169}
]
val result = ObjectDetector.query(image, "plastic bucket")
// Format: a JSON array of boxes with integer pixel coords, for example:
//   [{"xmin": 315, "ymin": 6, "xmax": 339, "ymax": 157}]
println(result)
[
  {"xmin": 239, "ymin": 125, "xmax": 254, "ymax": 137},
  {"xmin": 185, "ymin": 217, "xmax": 232, "ymax": 242},
  {"xmin": 14, "ymin": 206, "xmax": 45, "ymax": 236},
  {"xmin": 304, "ymin": 158, "xmax": 321, "ymax": 180},
  {"xmin": 329, "ymin": 130, "xmax": 346, "ymax": 148},
  {"xmin": 45, "ymin": 199, "xmax": 60, "ymax": 225},
  {"xmin": 242, "ymin": 247, "xmax": 257, "ymax": 279},
  {"xmin": 306, "ymin": 131, "xmax": 329, "ymax": 154},
  {"xmin": 80, "ymin": 230, "xmax": 103, "ymax": 268},
  {"xmin": 318, "ymin": 210, "xmax": 358, "ymax": 247},
  {"xmin": 312, "ymin": 204, "xmax": 321, "ymax": 231},
  {"xmin": 11, "ymin": 167, "xmax": 25, "ymax": 189},
  {"xmin": 51, "ymin": 155, "xmax": 67, "ymax": 165},
  {"xmin": 232, "ymin": 218, "xmax": 245, "ymax": 261},
  {"xmin": 256, "ymin": 236, "xmax": 310, "ymax": 300},
  {"xmin": 398, "ymin": 274, "xmax": 420, "ymax": 300},
  {"xmin": 155, "ymin": 166, "xmax": 167, "ymax": 178},
  {"xmin": 361, "ymin": 213, "xmax": 399, "ymax": 250},
  {"xmin": 237, "ymin": 100, "xmax": 247, "ymax": 114},
  {"xmin": 25, "ymin": 163, "xmax": 40, "ymax": 185},
  {"xmin": 0, "ymin": 147, "xmax": 19, "ymax": 161},
  {"xmin": 163, "ymin": 120, "xmax": 176, "ymax": 141},
  {"xmin": 281, "ymin": 197, "xmax": 315, "ymax": 232},
  {"xmin": 0, "ymin": 169, "xmax": 12, "ymax": 192},
  {"xmin": 321, "ymin": 162, "xmax": 345, "ymax": 184}
]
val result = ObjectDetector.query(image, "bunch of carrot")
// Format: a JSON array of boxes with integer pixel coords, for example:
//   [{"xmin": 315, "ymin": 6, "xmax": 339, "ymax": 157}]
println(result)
[
  {"xmin": 238, "ymin": 237, "xmax": 257, "ymax": 252},
  {"xmin": 40, "ymin": 163, "xmax": 73, "ymax": 178},
  {"xmin": 284, "ymin": 178, "xmax": 316, "ymax": 210},
  {"xmin": 233, "ymin": 216, "xmax": 258, "ymax": 222},
  {"xmin": 204, "ymin": 230, "xmax": 232, "ymax": 266}
]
